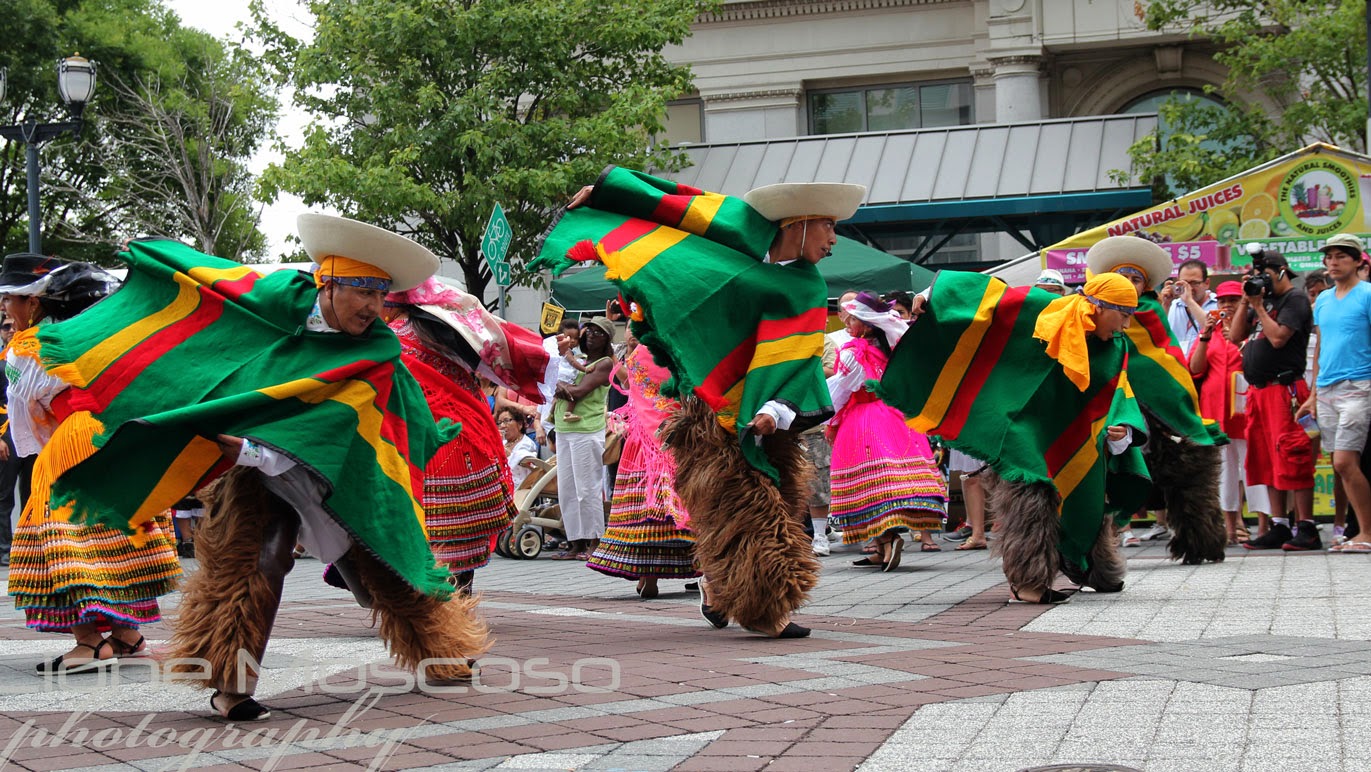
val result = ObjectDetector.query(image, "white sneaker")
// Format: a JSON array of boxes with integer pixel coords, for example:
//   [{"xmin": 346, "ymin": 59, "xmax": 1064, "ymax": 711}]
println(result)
[
  {"xmin": 812, "ymin": 533, "xmax": 831, "ymax": 557},
  {"xmin": 1120, "ymin": 531, "xmax": 1142, "ymax": 548},
  {"xmin": 1139, "ymin": 524, "xmax": 1170, "ymax": 542}
]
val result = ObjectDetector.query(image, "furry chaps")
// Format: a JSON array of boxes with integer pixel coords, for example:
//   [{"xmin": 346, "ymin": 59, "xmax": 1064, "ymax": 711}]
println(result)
[
  {"xmin": 1144, "ymin": 413, "xmax": 1227, "ymax": 565},
  {"xmin": 350, "ymin": 545, "xmax": 490, "ymax": 682},
  {"xmin": 662, "ymin": 397, "xmax": 819, "ymax": 634},
  {"xmin": 984, "ymin": 470, "xmax": 1063, "ymax": 593},
  {"xmin": 163, "ymin": 468, "xmax": 296, "ymax": 693}
]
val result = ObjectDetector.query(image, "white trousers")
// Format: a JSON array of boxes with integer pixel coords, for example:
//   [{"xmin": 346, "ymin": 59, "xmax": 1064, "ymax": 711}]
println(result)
[
  {"xmin": 1219, "ymin": 438, "xmax": 1271, "ymax": 515},
  {"xmin": 558, "ymin": 430, "xmax": 606, "ymax": 541}
]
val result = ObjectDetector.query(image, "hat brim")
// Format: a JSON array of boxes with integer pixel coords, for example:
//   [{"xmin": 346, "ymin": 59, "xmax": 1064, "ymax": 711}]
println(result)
[
  {"xmin": 0, "ymin": 274, "xmax": 50, "ymax": 296},
  {"xmin": 297, "ymin": 213, "xmax": 440, "ymax": 292},
  {"xmin": 743, "ymin": 183, "xmax": 867, "ymax": 223},
  {"xmin": 1085, "ymin": 236, "xmax": 1174, "ymax": 291}
]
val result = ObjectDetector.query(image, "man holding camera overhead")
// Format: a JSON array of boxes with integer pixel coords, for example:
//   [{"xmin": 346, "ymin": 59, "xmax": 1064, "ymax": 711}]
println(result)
[{"xmin": 1228, "ymin": 249, "xmax": 1317, "ymax": 550}]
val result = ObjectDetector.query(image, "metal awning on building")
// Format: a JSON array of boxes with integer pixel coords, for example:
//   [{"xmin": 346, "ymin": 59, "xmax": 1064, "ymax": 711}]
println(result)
[{"xmin": 668, "ymin": 114, "xmax": 1158, "ymax": 264}]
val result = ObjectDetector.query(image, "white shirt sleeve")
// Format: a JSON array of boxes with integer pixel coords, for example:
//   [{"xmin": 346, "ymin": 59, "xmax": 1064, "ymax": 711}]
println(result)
[
  {"xmin": 754, "ymin": 400, "xmax": 797, "ymax": 432},
  {"xmin": 1106, "ymin": 428, "xmax": 1133, "ymax": 456},
  {"xmin": 825, "ymin": 348, "xmax": 866, "ymax": 416}
]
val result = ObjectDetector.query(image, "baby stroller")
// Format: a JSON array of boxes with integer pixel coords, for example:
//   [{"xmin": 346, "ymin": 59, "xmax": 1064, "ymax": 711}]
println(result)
[{"xmin": 494, "ymin": 455, "xmax": 565, "ymax": 559}]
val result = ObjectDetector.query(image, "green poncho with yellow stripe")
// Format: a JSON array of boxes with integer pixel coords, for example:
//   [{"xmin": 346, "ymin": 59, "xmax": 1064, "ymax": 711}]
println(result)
[
  {"xmin": 1126, "ymin": 293, "xmax": 1227, "ymax": 445},
  {"xmin": 876, "ymin": 271, "xmax": 1152, "ymax": 569},
  {"xmin": 533, "ymin": 167, "xmax": 833, "ymax": 482},
  {"xmin": 34, "ymin": 239, "xmax": 457, "ymax": 598}
]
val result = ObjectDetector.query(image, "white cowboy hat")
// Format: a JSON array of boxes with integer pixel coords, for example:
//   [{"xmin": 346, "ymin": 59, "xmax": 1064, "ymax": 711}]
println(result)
[
  {"xmin": 743, "ymin": 182, "xmax": 867, "ymax": 223},
  {"xmin": 1085, "ymin": 235, "xmax": 1173, "ymax": 292},
  {"xmin": 297, "ymin": 213, "xmax": 440, "ymax": 292}
]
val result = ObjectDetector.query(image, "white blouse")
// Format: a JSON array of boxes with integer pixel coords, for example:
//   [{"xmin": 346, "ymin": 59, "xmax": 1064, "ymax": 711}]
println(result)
[{"xmin": 6, "ymin": 347, "xmax": 69, "ymax": 458}]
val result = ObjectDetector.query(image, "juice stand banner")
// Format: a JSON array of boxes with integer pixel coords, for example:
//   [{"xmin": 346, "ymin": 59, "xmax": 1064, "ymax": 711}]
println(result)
[{"xmin": 1041, "ymin": 143, "xmax": 1371, "ymax": 281}]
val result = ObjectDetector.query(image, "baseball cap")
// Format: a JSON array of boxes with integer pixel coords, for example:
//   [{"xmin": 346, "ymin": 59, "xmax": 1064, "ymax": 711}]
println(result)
[
  {"xmin": 1214, "ymin": 281, "xmax": 1244, "ymax": 298},
  {"xmin": 1320, "ymin": 233, "xmax": 1365, "ymax": 256}
]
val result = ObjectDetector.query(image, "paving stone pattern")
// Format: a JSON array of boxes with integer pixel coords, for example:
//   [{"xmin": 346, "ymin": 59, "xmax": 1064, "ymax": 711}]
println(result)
[{"xmin": 0, "ymin": 537, "xmax": 1369, "ymax": 771}]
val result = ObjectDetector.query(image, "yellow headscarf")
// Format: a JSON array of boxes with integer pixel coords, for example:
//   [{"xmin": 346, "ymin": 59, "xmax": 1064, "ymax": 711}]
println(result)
[
  {"xmin": 1032, "ymin": 272, "xmax": 1138, "ymax": 391},
  {"xmin": 313, "ymin": 255, "xmax": 392, "ymax": 288}
]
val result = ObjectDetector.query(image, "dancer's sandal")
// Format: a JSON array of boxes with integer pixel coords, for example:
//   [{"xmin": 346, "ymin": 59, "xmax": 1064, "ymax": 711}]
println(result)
[
  {"xmin": 107, "ymin": 634, "xmax": 151, "ymax": 659},
  {"xmin": 955, "ymin": 539, "xmax": 988, "ymax": 551},
  {"xmin": 851, "ymin": 557, "xmax": 883, "ymax": 567},
  {"xmin": 211, "ymin": 691, "xmax": 272, "ymax": 722},
  {"xmin": 920, "ymin": 543, "xmax": 942, "ymax": 552},
  {"xmin": 1008, "ymin": 586, "xmax": 1073, "ymax": 605},
  {"xmin": 36, "ymin": 639, "xmax": 117, "ymax": 674},
  {"xmin": 883, "ymin": 539, "xmax": 904, "ymax": 572}
]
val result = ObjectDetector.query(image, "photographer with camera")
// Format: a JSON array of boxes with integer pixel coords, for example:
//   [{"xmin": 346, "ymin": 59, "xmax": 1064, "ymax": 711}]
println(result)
[
  {"xmin": 1164, "ymin": 259, "xmax": 1218, "ymax": 353},
  {"xmin": 1227, "ymin": 249, "xmax": 1317, "ymax": 549}
]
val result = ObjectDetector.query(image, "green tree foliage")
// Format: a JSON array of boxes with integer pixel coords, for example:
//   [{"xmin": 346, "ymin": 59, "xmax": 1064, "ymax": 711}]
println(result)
[
  {"xmin": 255, "ymin": 0, "xmax": 712, "ymax": 299},
  {"xmin": 1121, "ymin": 0, "xmax": 1367, "ymax": 198},
  {"xmin": 0, "ymin": 0, "xmax": 276, "ymax": 262}
]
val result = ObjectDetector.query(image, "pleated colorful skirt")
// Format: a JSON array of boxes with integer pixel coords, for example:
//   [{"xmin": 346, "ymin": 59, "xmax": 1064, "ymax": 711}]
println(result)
[
  {"xmin": 425, "ymin": 462, "xmax": 515, "ymax": 573},
  {"xmin": 9, "ymin": 509, "xmax": 181, "ymax": 633},
  {"xmin": 830, "ymin": 399, "xmax": 947, "ymax": 543},
  {"xmin": 587, "ymin": 464, "xmax": 698, "ymax": 581}
]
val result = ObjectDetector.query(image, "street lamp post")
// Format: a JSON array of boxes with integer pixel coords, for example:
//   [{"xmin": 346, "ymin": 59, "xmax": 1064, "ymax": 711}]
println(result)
[{"xmin": 0, "ymin": 56, "xmax": 98, "ymax": 254}]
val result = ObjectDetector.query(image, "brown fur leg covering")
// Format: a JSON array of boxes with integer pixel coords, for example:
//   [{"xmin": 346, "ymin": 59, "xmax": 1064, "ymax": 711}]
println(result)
[
  {"xmin": 663, "ymin": 398, "xmax": 819, "ymax": 633},
  {"xmin": 1084, "ymin": 519, "xmax": 1126, "ymax": 592},
  {"xmin": 164, "ymin": 468, "xmax": 297, "ymax": 693},
  {"xmin": 1144, "ymin": 415, "xmax": 1227, "ymax": 565},
  {"xmin": 985, "ymin": 470, "xmax": 1062, "ymax": 593},
  {"xmin": 349, "ymin": 545, "xmax": 490, "ymax": 682}
]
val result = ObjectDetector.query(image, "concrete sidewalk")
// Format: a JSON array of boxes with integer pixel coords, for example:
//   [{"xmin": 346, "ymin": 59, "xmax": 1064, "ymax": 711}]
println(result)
[{"xmin": 1, "ymin": 534, "xmax": 1369, "ymax": 771}]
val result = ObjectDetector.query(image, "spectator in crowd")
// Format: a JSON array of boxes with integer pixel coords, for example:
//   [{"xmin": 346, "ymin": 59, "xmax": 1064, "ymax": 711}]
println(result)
[
  {"xmin": 1165, "ymin": 258, "xmax": 1218, "ymax": 355},
  {"xmin": 1188, "ymin": 281, "xmax": 1271, "ymax": 544},
  {"xmin": 1299, "ymin": 234, "xmax": 1371, "ymax": 552},
  {"xmin": 885, "ymin": 290, "xmax": 915, "ymax": 319},
  {"xmin": 1034, "ymin": 268, "xmax": 1068, "ymax": 296},
  {"xmin": 550, "ymin": 317, "xmax": 615, "ymax": 560},
  {"xmin": 1299, "ymin": 268, "xmax": 1346, "ymax": 538},
  {"xmin": 1305, "ymin": 268, "xmax": 1331, "ymax": 305},
  {"xmin": 539, "ymin": 317, "xmax": 583, "ymax": 441},
  {"xmin": 498, "ymin": 406, "xmax": 539, "ymax": 490},
  {"xmin": 1228, "ymin": 251, "xmax": 1318, "ymax": 550}
]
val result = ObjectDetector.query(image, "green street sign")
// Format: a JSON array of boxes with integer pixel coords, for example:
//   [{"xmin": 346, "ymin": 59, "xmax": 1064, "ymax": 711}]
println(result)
[
  {"xmin": 494, "ymin": 260, "xmax": 512, "ymax": 287},
  {"xmin": 481, "ymin": 203, "xmax": 512, "ymax": 272}
]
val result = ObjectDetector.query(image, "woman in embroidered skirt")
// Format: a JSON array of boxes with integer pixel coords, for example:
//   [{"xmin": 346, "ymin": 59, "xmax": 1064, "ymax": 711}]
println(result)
[
  {"xmin": 3, "ymin": 255, "xmax": 180, "ymax": 672},
  {"xmin": 827, "ymin": 292, "xmax": 947, "ymax": 571},
  {"xmin": 587, "ymin": 338, "xmax": 699, "ymax": 599},
  {"xmin": 385, "ymin": 278, "xmax": 549, "ymax": 592}
]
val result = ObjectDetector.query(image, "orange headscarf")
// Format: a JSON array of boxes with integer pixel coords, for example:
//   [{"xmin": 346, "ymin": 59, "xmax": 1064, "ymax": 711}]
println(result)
[
  {"xmin": 313, "ymin": 255, "xmax": 391, "ymax": 288},
  {"xmin": 1032, "ymin": 272, "xmax": 1137, "ymax": 391}
]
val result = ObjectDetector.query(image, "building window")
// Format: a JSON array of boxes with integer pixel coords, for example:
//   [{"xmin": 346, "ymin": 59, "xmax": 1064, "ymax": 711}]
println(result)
[
  {"xmin": 663, "ymin": 99, "xmax": 704, "ymax": 145},
  {"xmin": 810, "ymin": 81, "xmax": 972, "ymax": 135}
]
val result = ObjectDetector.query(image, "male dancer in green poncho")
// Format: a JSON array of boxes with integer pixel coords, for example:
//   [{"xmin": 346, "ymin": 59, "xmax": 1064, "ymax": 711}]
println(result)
[
  {"xmin": 886, "ymin": 267, "xmax": 1153, "ymax": 604},
  {"xmin": 1085, "ymin": 236, "xmax": 1229, "ymax": 565},
  {"xmin": 537, "ymin": 168, "xmax": 864, "ymax": 637},
  {"xmin": 33, "ymin": 215, "xmax": 488, "ymax": 721}
]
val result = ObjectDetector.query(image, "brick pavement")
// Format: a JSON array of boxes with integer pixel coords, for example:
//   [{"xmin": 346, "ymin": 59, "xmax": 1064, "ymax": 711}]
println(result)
[{"xmin": 0, "ymin": 535, "xmax": 1369, "ymax": 771}]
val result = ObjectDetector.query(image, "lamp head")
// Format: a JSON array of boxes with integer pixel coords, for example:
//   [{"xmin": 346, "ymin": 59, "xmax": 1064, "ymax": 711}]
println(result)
[{"xmin": 57, "ymin": 55, "xmax": 96, "ymax": 119}]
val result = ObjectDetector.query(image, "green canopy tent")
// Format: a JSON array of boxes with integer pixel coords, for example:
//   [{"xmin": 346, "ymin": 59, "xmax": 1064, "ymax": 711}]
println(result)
[{"xmin": 549, "ymin": 236, "xmax": 934, "ymax": 312}]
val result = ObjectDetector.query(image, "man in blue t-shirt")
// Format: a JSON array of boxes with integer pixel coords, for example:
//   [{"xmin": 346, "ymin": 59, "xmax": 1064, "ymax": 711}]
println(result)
[{"xmin": 1299, "ymin": 233, "xmax": 1371, "ymax": 551}]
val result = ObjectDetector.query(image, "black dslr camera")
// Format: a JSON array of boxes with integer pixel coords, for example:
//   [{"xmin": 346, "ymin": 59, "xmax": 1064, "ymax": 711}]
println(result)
[{"xmin": 1243, "ymin": 243, "xmax": 1273, "ymax": 297}]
